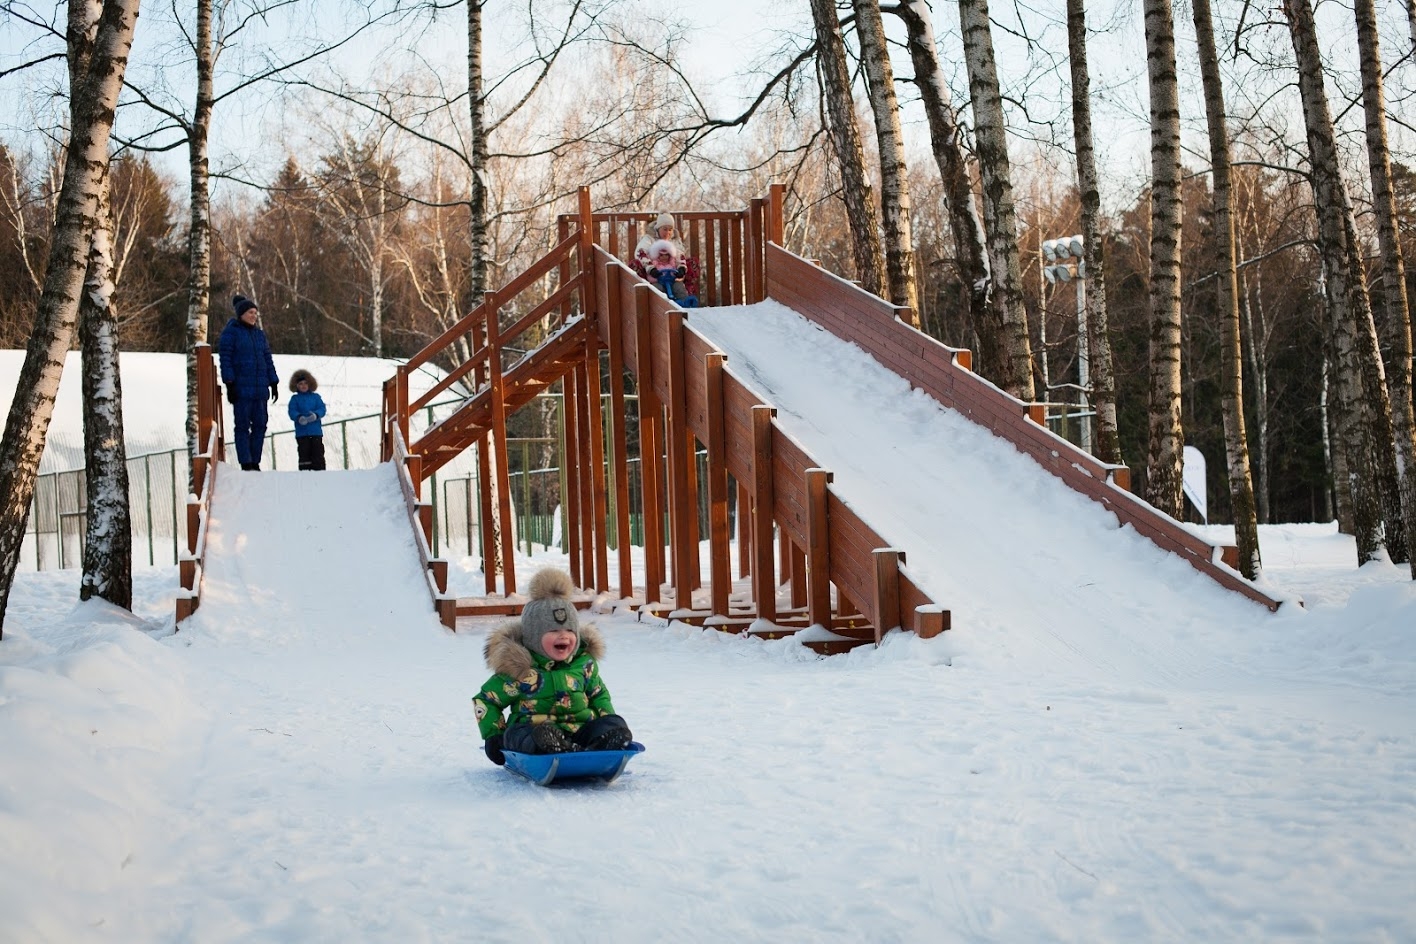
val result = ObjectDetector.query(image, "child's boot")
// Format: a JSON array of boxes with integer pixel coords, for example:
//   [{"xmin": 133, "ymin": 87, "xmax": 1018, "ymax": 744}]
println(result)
[{"xmin": 530, "ymin": 723, "xmax": 577, "ymax": 754}]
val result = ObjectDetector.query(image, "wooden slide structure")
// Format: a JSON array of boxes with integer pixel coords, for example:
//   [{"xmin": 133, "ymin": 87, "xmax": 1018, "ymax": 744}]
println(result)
[{"xmin": 366, "ymin": 185, "xmax": 1280, "ymax": 652}]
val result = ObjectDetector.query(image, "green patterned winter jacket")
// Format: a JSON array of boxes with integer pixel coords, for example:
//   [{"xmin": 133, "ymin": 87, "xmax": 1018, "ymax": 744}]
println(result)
[{"xmin": 472, "ymin": 622, "xmax": 615, "ymax": 740}]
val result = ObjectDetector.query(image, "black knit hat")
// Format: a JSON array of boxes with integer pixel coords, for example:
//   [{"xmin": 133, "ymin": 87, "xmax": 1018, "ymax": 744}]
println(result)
[{"xmin": 233, "ymin": 294, "xmax": 257, "ymax": 317}]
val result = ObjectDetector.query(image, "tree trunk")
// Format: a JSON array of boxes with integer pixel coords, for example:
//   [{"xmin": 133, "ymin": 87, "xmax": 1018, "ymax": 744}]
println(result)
[
  {"xmin": 0, "ymin": 0, "xmax": 141, "ymax": 634},
  {"xmin": 185, "ymin": 0, "xmax": 214, "ymax": 459},
  {"xmin": 1238, "ymin": 271, "xmax": 1272, "ymax": 523},
  {"xmin": 852, "ymin": 0, "xmax": 918, "ymax": 318},
  {"xmin": 957, "ymin": 0, "xmax": 1034, "ymax": 400},
  {"xmin": 1285, "ymin": 0, "xmax": 1388, "ymax": 564},
  {"xmin": 467, "ymin": 0, "xmax": 503, "ymax": 577},
  {"xmin": 1193, "ymin": 0, "xmax": 1261, "ymax": 578},
  {"xmin": 1355, "ymin": 0, "xmax": 1416, "ymax": 576},
  {"xmin": 894, "ymin": 0, "xmax": 989, "ymax": 341},
  {"xmin": 79, "ymin": 176, "xmax": 133, "ymax": 610},
  {"xmin": 808, "ymin": 0, "xmax": 886, "ymax": 297},
  {"xmin": 1065, "ymin": 0, "xmax": 1122, "ymax": 466},
  {"xmin": 1143, "ymin": 0, "xmax": 1185, "ymax": 519}
]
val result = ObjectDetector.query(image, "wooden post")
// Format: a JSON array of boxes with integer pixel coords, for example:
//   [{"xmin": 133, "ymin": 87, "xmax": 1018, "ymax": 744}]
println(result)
[
  {"xmin": 789, "ymin": 542, "xmax": 806, "ymax": 609},
  {"xmin": 748, "ymin": 198, "xmax": 766, "ymax": 303},
  {"xmin": 729, "ymin": 214, "xmax": 744, "ymax": 306},
  {"xmin": 768, "ymin": 182, "xmax": 785, "ymax": 246},
  {"xmin": 585, "ymin": 335, "xmax": 609, "ymax": 592},
  {"xmin": 605, "ymin": 263, "xmax": 634, "ymax": 600},
  {"xmin": 686, "ymin": 433, "xmax": 701, "ymax": 592},
  {"xmin": 805, "ymin": 468, "xmax": 832, "ymax": 630},
  {"xmin": 666, "ymin": 309, "xmax": 693, "ymax": 612},
  {"xmin": 472, "ymin": 318, "xmax": 497, "ymax": 595},
  {"xmin": 577, "ymin": 187, "xmax": 596, "ymax": 321},
  {"xmin": 562, "ymin": 366, "xmax": 583, "ymax": 587},
  {"xmin": 915, "ymin": 605, "xmax": 949, "ymax": 639},
  {"xmin": 486, "ymin": 291, "xmax": 518, "ymax": 597},
  {"xmin": 751, "ymin": 405, "xmax": 776, "ymax": 623},
  {"xmin": 634, "ymin": 286, "xmax": 664, "ymax": 604},
  {"xmin": 574, "ymin": 358, "xmax": 595, "ymax": 588},
  {"xmin": 705, "ymin": 352, "xmax": 731, "ymax": 616},
  {"xmin": 871, "ymin": 548, "xmax": 904, "ymax": 645},
  {"xmin": 736, "ymin": 481, "xmax": 752, "ymax": 579}
]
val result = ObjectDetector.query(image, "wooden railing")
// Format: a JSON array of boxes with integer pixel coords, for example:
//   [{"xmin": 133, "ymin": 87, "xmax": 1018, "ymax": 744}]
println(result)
[
  {"xmin": 390, "ymin": 424, "xmax": 457, "ymax": 628},
  {"xmin": 175, "ymin": 344, "xmax": 223, "ymax": 624},
  {"xmin": 762, "ymin": 242, "xmax": 1283, "ymax": 612},
  {"xmin": 581, "ymin": 197, "xmax": 949, "ymax": 643},
  {"xmin": 559, "ymin": 188, "xmax": 783, "ymax": 308}
]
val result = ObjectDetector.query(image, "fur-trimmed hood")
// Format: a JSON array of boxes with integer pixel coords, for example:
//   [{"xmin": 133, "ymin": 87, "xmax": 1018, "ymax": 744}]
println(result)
[{"xmin": 484, "ymin": 620, "xmax": 605, "ymax": 677}]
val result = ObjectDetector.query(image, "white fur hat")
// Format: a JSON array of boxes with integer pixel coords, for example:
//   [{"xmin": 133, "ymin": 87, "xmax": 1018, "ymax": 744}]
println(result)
[{"xmin": 653, "ymin": 212, "xmax": 676, "ymax": 233}]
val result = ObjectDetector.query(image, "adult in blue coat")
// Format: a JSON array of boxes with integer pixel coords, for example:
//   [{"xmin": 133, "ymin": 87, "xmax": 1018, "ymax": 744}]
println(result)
[{"xmin": 218, "ymin": 294, "xmax": 279, "ymax": 470}]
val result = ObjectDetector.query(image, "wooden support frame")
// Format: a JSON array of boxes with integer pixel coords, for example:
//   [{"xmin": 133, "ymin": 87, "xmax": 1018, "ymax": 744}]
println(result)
[
  {"xmin": 562, "ymin": 365, "xmax": 584, "ymax": 587},
  {"xmin": 585, "ymin": 334, "xmax": 610, "ymax": 593},
  {"xmin": 634, "ymin": 285, "xmax": 665, "ymax": 604},
  {"xmin": 705, "ymin": 352, "xmax": 731, "ymax": 616},
  {"xmin": 666, "ymin": 309, "xmax": 694, "ymax": 612},
  {"xmin": 805, "ymin": 468, "xmax": 833, "ymax": 630},
  {"xmin": 750, "ymin": 405, "xmax": 777, "ymax": 623},
  {"xmin": 871, "ymin": 548, "xmax": 905, "ymax": 645},
  {"xmin": 485, "ymin": 290, "xmax": 518, "ymax": 597},
  {"xmin": 605, "ymin": 262, "xmax": 634, "ymax": 600}
]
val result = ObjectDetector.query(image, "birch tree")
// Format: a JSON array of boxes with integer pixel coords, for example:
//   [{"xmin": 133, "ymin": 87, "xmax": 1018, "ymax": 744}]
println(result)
[
  {"xmin": 852, "ymin": 0, "xmax": 918, "ymax": 316},
  {"xmin": 957, "ymin": 0, "xmax": 1034, "ymax": 400},
  {"xmin": 68, "ymin": 0, "xmax": 133, "ymax": 609},
  {"xmin": 1354, "ymin": 0, "xmax": 1416, "ymax": 576},
  {"xmin": 893, "ymin": 0, "xmax": 989, "ymax": 344},
  {"xmin": 1064, "ymin": 0, "xmax": 1122, "ymax": 466},
  {"xmin": 0, "ymin": 0, "xmax": 140, "ymax": 635},
  {"xmin": 1192, "ymin": 0, "xmax": 1261, "ymax": 577},
  {"xmin": 808, "ymin": 0, "xmax": 886, "ymax": 297},
  {"xmin": 1283, "ymin": 0, "xmax": 1392, "ymax": 564},
  {"xmin": 1143, "ymin": 0, "xmax": 1185, "ymax": 518}
]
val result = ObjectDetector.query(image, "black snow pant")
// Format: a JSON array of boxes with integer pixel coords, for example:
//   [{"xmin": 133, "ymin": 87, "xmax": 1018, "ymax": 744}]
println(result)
[
  {"xmin": 296, "ymin": 435, "xmax": 326, "ymax": 471},
  {"xmin": 503, "ymin": 714, "xmax": 632, "ymax": 754}
]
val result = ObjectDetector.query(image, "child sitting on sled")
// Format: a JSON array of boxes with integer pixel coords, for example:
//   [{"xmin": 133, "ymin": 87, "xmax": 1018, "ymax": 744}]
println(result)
[
  {"xmin": 473, "ymin": 568, "xmax": 633, "ymax": 765},
  {"xmin": 645, "ymin": 239, "xmax": 698, "ymax": 308}
]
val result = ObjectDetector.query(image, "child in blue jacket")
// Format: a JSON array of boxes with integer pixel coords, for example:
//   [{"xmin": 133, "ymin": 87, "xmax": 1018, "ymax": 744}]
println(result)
[{"xmin": 287, "ymin": 369, "xmax": 328, "ymax": 471}]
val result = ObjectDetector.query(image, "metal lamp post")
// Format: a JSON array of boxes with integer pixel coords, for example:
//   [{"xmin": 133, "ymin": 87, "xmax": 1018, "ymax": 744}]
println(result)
[{"xmin": 1041, "ymin": 235, "xmax": 1091, "ymax": 452}]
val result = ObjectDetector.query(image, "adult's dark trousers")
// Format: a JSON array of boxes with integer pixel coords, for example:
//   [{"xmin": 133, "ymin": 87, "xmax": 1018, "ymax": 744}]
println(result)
[
  {"xmin": 231, "ymin": 397, "xmax": 269, "ymax": 467},
  {"xmin": 297, "ymin": 435, "xmax": 327, "ymax": 471}
]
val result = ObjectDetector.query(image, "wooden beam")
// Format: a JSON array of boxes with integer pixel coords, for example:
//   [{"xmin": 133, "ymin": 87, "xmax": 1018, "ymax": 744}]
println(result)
[
  {"xmin": 751, "ymin": 405, "xmax": 776, "ymax": 623},
  {"xmin": 666, "ymin": 309, "xmax": 694, "ymax": 612},
  {"xmin": 605, "ymin": 263, "xmax": 634, "ymax": 600},
  {"xmin": 487, "ymin": 293, "xmax": 518, "ymax": 597},
  {"xmin": 871, "ymin": 548, "xmax": 905, "ymax": 645},
  {"xmin": 805, "ymin": 468, "xmax": 833, "ymax": 630},
  {"xmin": 562, "ymin": 365, "xmax": 583, "ymax": 587},
  {"xmin": 705, "ymin": 352, "xmax": 731, "ymax": 616},
  {"xmin": 585, "ymin": 333, "xmax": 609, "ymax": 592},
  {"xmin": 634, "ymin": 285, "xmax": 664, "ymax": 604}
]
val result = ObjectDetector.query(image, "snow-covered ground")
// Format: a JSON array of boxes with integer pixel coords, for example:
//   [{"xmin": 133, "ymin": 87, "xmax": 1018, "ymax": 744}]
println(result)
[{"xmin": 2, "ymin": 301, "xmax": 1415, "ymax": 942}]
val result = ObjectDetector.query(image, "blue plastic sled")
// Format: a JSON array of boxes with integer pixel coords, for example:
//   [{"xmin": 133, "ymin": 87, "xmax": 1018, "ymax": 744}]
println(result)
[{"xmin": 503, "ymin": 742, "xmax": 646, "ymax": 786}]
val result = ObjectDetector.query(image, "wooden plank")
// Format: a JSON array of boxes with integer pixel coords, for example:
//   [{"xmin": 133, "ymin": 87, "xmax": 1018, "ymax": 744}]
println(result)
[
  {"xmin": 751, "ymin": 406, "xmax": 777, "ymax": 622},
  {"xmin": 872, "ymin": 548, "xmax": 904, "ymax": 644},
  {"xmin": 705, "ymin": 352, "xmax": 731, "ymax": 616},
  {"xmin": 666, "ymin": 310, "xmax": 694, "ymax": 611},
  {"xmin": 806, "ymin": 468, "xmax": 832, "ymax": 630},
  {"xmin": 604, "ymin": 262, "xmax": 634, "ymax": 600}
]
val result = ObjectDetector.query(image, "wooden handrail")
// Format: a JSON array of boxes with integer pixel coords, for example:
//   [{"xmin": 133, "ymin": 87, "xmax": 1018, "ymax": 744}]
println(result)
[{"xmin": 176, "ymin": 344, "xmax": 224, "ymax": 625}]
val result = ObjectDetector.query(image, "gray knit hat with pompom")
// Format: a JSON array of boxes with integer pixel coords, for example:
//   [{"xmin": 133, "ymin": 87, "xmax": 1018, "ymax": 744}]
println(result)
[{"xmin": 519, "ymin": 569, "xmax": 579, "ymax": 660}]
